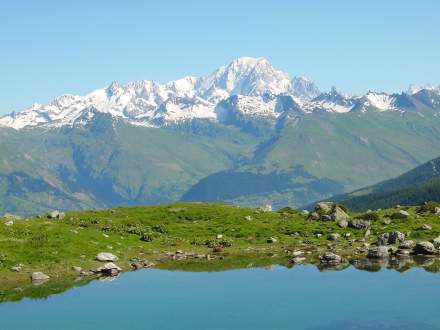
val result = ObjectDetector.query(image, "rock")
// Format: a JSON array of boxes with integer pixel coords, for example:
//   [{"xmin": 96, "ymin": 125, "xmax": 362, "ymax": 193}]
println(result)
[
  {"xmin": 332, "ymin": 207, "xmax": 349, "ymax": 222},
  {"xmin": 11, "ymin": 264, "xmax": 23, "ymax": 272},
  {"xmin": 419, "ymin": 224, "xmax": 432, "ymax": 231},
  {"xmin": 97, "ymin": 262, "xmax": 122, "ymax": 276},
  {"xmin": 321, "ymin": 214, "xmax": 332, "ymax": 221},
  {"xmin": 388, "ymin": 231, "xmax": 405, "ymax": 244},
  {"xmin": 349, "ymin": 219, "xmax": 371, "ymax": 229},
  {"xmin": 96, "ymin": 252, "xmax": 118, "ymax": 262},
  {"xmin": 367, "ymin": 246, "xmax": 389, "ymax": 259},
  {"xmin": 216, "ymin": 234, "xmax": 223, "ymax": 239},
  {"xmin": 383, "ymin": 219, "xmax": 392, "ymax": 225},
  {"xmin": 376, "ymin": 233, "xmax": 390, "ymax": 246},
  {"xmin": 72, "ymin": 266, "xmax": 82, "ymax": 272},
  {"xmin": 31, "ymin": 272, "xmax": 50, "ymax": 282},
  {"xmin": 328, "ymin": 233, "xmax": 340, "ymax": 241},
  {"xmin": 3, "ymin": 213, "xmax": 21, "ymax": 220},
  {"xmin": 245, "ymin": 215, "xmax": 252, "ymax": 221},
  {"xmin": 434, "ymin": 207, "xmax": 440, "ymax": 214},
  {"xmin": 433, "ymin": 236, "xmax": 440, "ymax": 248},
  {"xmin": 292, "ymin": 251, "xmax": 304, "ymax": 257},
  {"xmin": 364, "ymin": 229, "xmax": 371, "ymax": 238},
  {"xmin": 213, "ymin": 246, "xmax": 224, "ymax": 253},
  {"xmin": 4, "ymin": 220, "xmax": 13, "ymax": 226},
  {"xmin": 316, "ymin": 202, "xmax": 333, "ymax": 214},
  {"xmin": 266, "ymin": 237, "xmax": 277, "ymax": 244},
  {"xmin": 291, "ymin": 257, "xmax": 306, "ymax": 264},
  {"xmin": 259, "ymin": 204, "xmax": 272, "ymax": 212},
  {"xmin": 48, "ymin": 210, "xmax": 65, "ymax": 220},
  {"xmin": 319, "ymin": 252, "xmax": 343, "ymax": 264},
  {"xmin": 337, "ymin": 220, "xmax": 348, "ymax": 228},
  {"xmin": 131, "ymin": 262, "xmax": 144, "ymax": 270},
  {"xmin": 390, "ymin": 210, "xmax": 409, "ymax": 220},
  {"xmin": 143, "ymin": 261, "xmax": 155, "ymax": 268},
  {"xmin": 395, "ymin": 249, "xmax": 411, "ymax": 257},
  {"xmin": 316, "ymin": 233, "xmax": 322, "ymax": 238},
  {"xmin": 301, "ymin": 210, "xmax": 309, "ymax": 216},
  {"xmin": 308, "ymin": 212, "xmax": 320, "ymax": 220},
  {"xmin": 413, "ymin": 241, "xmax": 437, "ymax": 255},
  {"xmin": 399, "ymin": 240, "xmax": 416, "ymax": 249}
]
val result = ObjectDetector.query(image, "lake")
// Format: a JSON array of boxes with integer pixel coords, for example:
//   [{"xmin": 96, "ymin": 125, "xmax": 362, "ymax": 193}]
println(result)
[{"xmin": 1, "ymin": 265, "xmax": 440, "ymax": 330}]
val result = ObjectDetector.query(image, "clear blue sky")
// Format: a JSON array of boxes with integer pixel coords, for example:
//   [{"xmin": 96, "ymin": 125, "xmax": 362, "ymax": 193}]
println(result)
[{"xmin": 1, "ymin": 0, "xmax": 439, "ymax": 114}]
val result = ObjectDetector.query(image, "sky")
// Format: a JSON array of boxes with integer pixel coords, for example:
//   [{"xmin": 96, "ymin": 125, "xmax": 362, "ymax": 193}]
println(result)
[{"xmin": 1, "ymin": 0, "xmax": 439, "ymax": 114}]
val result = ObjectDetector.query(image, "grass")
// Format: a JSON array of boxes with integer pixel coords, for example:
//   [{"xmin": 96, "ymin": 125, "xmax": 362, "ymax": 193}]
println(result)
[{"xmin": 0, "ymin": 202, "xmax": 440, "ymax": 302}]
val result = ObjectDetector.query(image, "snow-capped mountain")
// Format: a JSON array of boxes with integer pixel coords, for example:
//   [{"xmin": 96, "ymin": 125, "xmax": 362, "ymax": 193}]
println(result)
[{"xmin": 0, "ymin": 57, "xmax": 439, "ymax": 130}]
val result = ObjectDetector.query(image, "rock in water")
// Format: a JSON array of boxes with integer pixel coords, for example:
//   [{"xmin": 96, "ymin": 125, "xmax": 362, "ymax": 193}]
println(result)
[
  {"xmin": 320, "ymin": 252, "xmax": 343, "ymax": 264},
  {"xmin": 413, "ymin": 242, "xmax": 437, "ymax": 255},
  {"xmin": 97, "ymin": 262, "xmax": 122, "ymax": 276},
  {"xmin": 367, "ymin": 246, "xmax": 389, "ymax": 259},
  {"xmin": 96, "ymin": 252, "xmax": 118, "ymax": 262}
]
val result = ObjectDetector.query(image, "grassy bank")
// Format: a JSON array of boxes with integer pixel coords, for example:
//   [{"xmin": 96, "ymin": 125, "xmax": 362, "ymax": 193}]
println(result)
[{"xmin": 1, "ymin": 202, "xmax": 440, "ymax": 301}]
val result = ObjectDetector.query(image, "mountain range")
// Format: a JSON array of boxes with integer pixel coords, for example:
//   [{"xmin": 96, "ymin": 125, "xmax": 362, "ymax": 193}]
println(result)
[{"xmin": 1, "ymin": 57, "xmax": 440, "ymax": 215}]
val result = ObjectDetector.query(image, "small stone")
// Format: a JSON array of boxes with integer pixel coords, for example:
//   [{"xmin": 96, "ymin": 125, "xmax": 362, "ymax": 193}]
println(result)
[
  {"xmin": 72, "ymin": 266, "xmax": 82, "ymax": 272},
  {"xmin": 383, "ymin": 219, "xmax": 392, "ymax": 225},
  {"xmin": 291, "ymin": 257, "xmax": 306, "ymax": 264},
  {"xmin": 11, "ymin": 264, "xmax": 22, "ymax": 272},
  {"xmin": 316, "ymin": 233, "xmax": 322, "ymax": 238},
  {"xmin": 96, "ymin": 252, "xmax": 118, "ymax": 262},
  {"xmin": 4, "ymin": 220, "xmax": 13, "ymax": 226},
  {"xmin": 308, "ymin": 212, "xmax": 320, "ymax": 220},
  {"xmin": 301, "ymin": 210, "xmax": 310, "ymax": 216},
  {"xmin": 433, "ymin": 236, "xmax": 440, "ymax": 248},
  {"xmin": 266, "ymin": 237, "xmax": 277, "ymax": 244},
  {"xmin": 31, "ymin": 272, "xmax": 50, "ymax": 282},
  {"xmin": 245, "ymin": 215, "xmax": 252, "ymax": 221},
  {"xmin": 328, "ymin": 233, "xmax": 340, "ymax": 241},
  {"xmin": 216, "ymin": 234, "xmax": 223, "ymax": 239},
  {"xmin": 419, "ymin": 224, "xmax": 432, "ymax": 231},
  {"xmin": 103, "ymin": 233, "xmax": 109, "ymax": 238}
]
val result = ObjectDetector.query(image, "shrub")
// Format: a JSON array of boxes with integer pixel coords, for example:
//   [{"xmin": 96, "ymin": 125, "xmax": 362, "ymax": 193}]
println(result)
[{"xmin": 152, "ymin": 224, "xmax": 168, "ymax": 234}]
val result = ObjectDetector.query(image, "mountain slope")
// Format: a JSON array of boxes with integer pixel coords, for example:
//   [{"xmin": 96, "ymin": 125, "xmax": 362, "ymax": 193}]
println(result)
[
  {"xmin": 1, "ymin": 57, "xmax": 440, "ymax": 214},
  {"xmin": 329, "ymin": 157, "xmax": 440, "ymax": 211}
]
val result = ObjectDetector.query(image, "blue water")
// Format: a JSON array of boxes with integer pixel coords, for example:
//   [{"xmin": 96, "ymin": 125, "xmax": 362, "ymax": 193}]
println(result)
[{"xmin": 1, "ymin": 266, "xmax": 440, "ymax": 330}]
